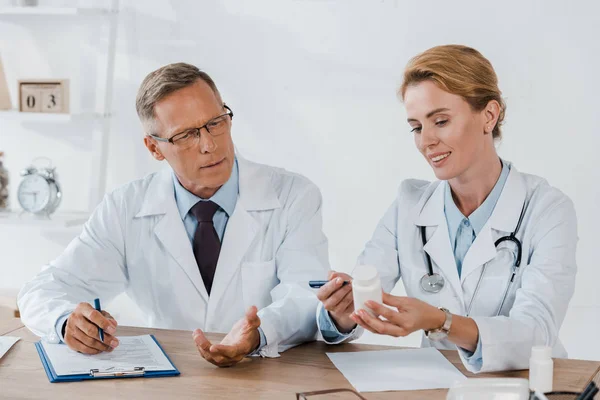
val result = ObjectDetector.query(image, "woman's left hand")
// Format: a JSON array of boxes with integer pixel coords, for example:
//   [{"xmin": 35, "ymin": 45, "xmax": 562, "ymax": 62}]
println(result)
[{"xmin": 350, "ymin": 293, "xmax": 446, "ymax": 337}]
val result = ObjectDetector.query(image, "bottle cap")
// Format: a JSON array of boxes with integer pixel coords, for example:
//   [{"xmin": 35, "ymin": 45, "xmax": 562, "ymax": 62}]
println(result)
[
  {"xmin": 531, "ymin": 346, "xmax": 552, "ymax": 360},
  {"xmin": 352, "ymin": 265, "xmax": 379, "ymax": 286}
]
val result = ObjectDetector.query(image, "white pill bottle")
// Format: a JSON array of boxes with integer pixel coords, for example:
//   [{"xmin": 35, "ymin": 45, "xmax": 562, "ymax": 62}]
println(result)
[
  {"xmin": 352, "ymin": 265, "xmax": 383, "ymax": 316},
  {"xmin": 529, "ymin": 346, "xmax": 553, "ymax": 393}
]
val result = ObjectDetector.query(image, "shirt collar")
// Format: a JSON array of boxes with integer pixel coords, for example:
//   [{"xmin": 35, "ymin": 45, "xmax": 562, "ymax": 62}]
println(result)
[
  {"xmin": 172, "ymin": 158, "xmax": 239, "ymax": 220},
  {"xmin": 444, "ymin": 159, "xmax": 511, "ymax": 242},
  {"xmin": 444, "ymin": 182, "xmax": 466, "ymax": 247}
]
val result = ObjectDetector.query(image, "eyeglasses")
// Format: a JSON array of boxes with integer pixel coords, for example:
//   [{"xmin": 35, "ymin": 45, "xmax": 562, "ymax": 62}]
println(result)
[
  {"xmin": 148, "ymin": 105, "xmax": 234, "ymax": 149},
  {"xmin": 295, "ymin": 388, "xmax": 367, "ymax": 399}
]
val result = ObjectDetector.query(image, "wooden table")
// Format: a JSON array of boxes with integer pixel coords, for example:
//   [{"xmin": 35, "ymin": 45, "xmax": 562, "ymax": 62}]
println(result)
[
  {"xmin": 0, "ymin": 317, "xmax": 24, "ymax": 336},
  {"xmin": 1, "ymin": 319, "xmax": 598, "ymax": 399}
]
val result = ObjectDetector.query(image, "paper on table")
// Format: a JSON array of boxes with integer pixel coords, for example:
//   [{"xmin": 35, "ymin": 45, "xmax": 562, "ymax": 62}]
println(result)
[
  {"xmin": 40, "ymin": 335, "xmax": 175, "ymax": 376},
  {"xmin": 327, "ymin": 347, "xmax": 467, "ymax": 392},
  {"xmin": 0, "ymin": 336, "xmax": 20, "ymax": 359}
]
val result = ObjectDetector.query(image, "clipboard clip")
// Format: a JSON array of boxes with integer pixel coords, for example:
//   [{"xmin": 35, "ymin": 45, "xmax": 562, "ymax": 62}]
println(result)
[{"xmin": 90, "ymin": 367, "xmax": 146, "ymax": 377}]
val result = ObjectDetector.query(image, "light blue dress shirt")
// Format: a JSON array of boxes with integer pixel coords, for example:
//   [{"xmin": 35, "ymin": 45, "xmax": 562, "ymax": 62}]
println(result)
[
  {"xmin": 318, "ymin": 160, "xmax": 510, "ymax": 366},
  {"xmin": 172, "ymin": 159, "xmax": 239, "ymax": 242}
]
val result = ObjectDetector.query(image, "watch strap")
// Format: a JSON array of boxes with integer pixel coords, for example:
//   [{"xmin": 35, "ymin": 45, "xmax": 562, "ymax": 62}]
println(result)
[
  {"xmin": 438, "ymin": 307, "xmax": 452, "ymax": 333},
  {"xmin": 425, "ymin": 307, "xmax": 452, "ymax": 339}
]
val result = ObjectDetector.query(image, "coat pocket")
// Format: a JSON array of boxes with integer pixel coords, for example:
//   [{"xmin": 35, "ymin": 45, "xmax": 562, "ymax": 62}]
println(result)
[{"xmin": 240, "ymin": 259, "xmax": 278, "ymax": 309}]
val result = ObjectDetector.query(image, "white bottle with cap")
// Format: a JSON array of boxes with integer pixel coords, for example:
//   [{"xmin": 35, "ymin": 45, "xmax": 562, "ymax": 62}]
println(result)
[
  {"xmin": 352, "ymin": 264, "xmax": 382, "ymax": 316},
  {"xmin": 529, "ymin": 346, "xmax": 553, "ymax": 393}
]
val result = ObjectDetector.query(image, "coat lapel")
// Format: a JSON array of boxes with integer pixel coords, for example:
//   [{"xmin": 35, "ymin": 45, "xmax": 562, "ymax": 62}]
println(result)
[
  {"xmin": 205, "ymin": 201, "xmax": 259, "ymax": 319},
  {"xmin": 459, "ymin": 222, "xmax": 497, "ymax": 282},
  {"xmin": 135, "ymin": 169, "xmax": 209, "ymax": 303},
  {"xmin": 414, "ymin": 182, "xmax": 463, "ymax": 301},
  {"xmin": 488, "ymin": 165, "xmax": 528, "ymax": 234},
  {"xmin": 460, "ymin": 166, "xmax": 528, "ymax": 283},
  {"xmin": 205, "ymin": 156, "xmax": 281, "ymax": 322}
]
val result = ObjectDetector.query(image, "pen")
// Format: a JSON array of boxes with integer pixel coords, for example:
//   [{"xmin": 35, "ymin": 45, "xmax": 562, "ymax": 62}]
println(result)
[
  {"xmin": 586, "ymin": 386, "xmax": 599, "ymax": 400},
  {"xmin": 576, "ymin": 381, "xmax": 598, "ymax": 400},
  {"xmin": 94, "ymin": 298, "xmax": 104, "ymax": 341},
  {"xmin": 309, "ymin": 280, "xmax": 350, "ymax": 289}
]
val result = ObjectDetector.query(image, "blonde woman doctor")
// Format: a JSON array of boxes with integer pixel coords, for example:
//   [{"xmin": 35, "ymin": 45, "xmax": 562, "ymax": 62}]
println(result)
[{"xmin": 316, "ymin": 45, "xmax": 578, "ymax": 373}]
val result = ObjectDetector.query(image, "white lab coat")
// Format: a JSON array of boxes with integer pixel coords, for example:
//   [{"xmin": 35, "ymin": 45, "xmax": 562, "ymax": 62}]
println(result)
[
  {"xmin": 325, "ymin": 164, "xmax": 578, "ymax": 373},
  {"xmin": 18, "ymin": 156, "xmax": 329, "ymax": 356}
]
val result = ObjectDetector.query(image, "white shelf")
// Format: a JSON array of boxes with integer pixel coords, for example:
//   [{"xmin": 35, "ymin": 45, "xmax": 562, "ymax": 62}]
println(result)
[
  {"xmin": 2, "ymin": 0, "xmax": 119, "ymax": 213},
  {"xmin": 0, "ymin": 110, "xmax": 106, "ymax": 122},
  {"xmin": 0, "ymin": 7, "xmax": 111, "ymax": 16},
  {"xmin": 0, "ymin": 210, "xmax": 88, "ymax": 228}
]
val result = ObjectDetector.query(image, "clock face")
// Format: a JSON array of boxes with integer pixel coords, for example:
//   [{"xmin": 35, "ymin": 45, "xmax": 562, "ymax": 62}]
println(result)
[{"xmin": 17, "ymin": 175, "xmax": 51, "ymax": 213}]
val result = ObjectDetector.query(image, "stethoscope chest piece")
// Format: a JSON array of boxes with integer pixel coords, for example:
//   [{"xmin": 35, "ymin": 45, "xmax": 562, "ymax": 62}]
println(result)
[{"xmin": 420, "ymin": 272, "xmax": 445, "ymax": 293}]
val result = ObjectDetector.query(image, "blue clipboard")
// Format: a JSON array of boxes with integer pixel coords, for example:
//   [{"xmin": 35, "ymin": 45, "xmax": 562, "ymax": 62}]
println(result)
[{"xmin": 35, "ymin": 334, "xmax": 180, "ymax": 383}]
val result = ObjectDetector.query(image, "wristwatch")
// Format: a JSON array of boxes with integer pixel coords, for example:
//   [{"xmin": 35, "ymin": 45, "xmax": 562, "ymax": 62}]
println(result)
[{"xmin": 425, "ymin": 307, "xmax": 452, "ymax": 341}]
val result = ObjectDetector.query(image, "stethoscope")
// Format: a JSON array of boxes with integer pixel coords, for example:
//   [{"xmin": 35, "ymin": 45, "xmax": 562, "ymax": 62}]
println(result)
[{"xmin": 419, "ymin": 202, "xmax": 527, "ymax": 316}]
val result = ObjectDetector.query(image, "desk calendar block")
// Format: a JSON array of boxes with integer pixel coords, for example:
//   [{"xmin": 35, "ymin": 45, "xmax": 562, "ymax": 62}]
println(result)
[{"xmin": 18, "ymin": 79, "xmax": 70, "ymax": 113}]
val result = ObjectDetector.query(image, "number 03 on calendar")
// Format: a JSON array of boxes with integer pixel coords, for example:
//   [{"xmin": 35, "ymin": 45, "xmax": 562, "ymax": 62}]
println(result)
[{"xmin": 18, "ymin": 79, "xmax": 70, "ymax": 114}]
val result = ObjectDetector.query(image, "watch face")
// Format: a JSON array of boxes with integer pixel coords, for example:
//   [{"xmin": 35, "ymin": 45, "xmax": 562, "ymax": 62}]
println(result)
[{"xmin": 18, "ymin": 174, "xmax": 51, "ymax": 213}]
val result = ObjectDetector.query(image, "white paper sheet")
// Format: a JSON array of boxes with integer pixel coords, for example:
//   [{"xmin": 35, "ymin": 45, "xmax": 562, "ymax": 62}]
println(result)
[
  {"xmin": 327, "ymin": 347, "xmax": 467, "ymax": 392},
  {"xmin": 0, "ymin": 336, "xmax": 20, "ymax": 359},
  {"xmin": 41, "ymin": 334, "xmax": 175, "ymax": 376}
]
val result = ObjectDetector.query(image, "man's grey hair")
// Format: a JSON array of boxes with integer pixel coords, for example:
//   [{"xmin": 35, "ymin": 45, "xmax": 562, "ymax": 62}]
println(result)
[{"xmin": 135, "ymin": 62, "xmax": 221, "ymax": 136}]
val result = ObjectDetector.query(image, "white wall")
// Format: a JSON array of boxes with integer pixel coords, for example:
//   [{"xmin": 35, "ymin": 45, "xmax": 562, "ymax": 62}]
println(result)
[{"xmin": 1, "ymin": 0, "xmax": 599, "ymax": 358}]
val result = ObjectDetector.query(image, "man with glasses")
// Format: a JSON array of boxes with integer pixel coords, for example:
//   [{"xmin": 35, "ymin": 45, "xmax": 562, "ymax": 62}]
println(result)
[{"xmin": 18, "ymin": 63, "xmax": 329, "ymax": 367}]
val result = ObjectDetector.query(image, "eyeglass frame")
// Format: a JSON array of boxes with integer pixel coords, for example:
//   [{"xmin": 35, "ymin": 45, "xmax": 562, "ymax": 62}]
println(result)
[
  {"xmin": 295, "ymin": 388, "xmax": 367, "ymax": 400},
  {"xmin": 147, "ymin": 104, "xmax": 234, "ymax": 144}
]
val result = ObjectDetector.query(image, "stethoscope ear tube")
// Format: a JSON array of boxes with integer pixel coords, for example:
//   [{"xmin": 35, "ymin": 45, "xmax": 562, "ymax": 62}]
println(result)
[
  {"xmin": 420, "ymin": 225, "xmax": 445, "ymax": 293},
  {"xmin": 420, "ymin": 225, "xmax": 434, "ymax": 276}
]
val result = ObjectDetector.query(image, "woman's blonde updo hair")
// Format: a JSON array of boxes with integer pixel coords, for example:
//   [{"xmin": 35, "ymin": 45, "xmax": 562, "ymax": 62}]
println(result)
[{"xmin": 399, "ymin": 45, "xmax": 506, "ymax": 139}]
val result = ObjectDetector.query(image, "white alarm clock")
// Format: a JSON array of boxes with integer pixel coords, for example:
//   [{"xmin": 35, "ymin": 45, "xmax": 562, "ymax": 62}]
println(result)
[{"xmin": 17, "ymin": 159, "xmax": 61, "ymax": 216}]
